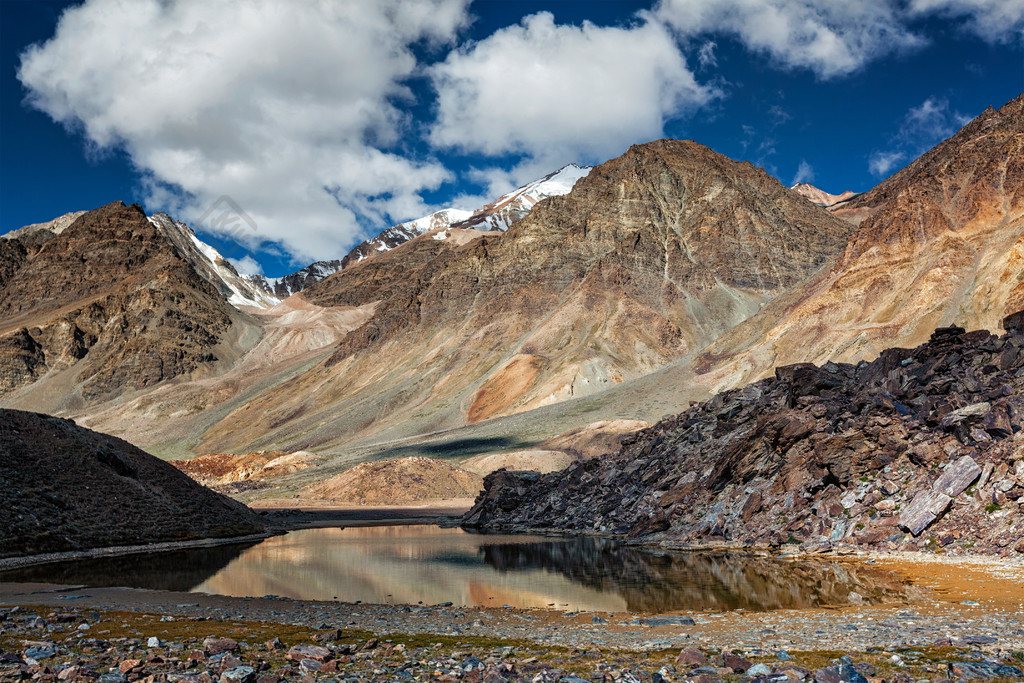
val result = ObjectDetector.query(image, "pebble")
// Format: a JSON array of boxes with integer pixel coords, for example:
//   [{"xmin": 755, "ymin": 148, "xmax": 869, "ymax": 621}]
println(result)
[{"xmin": 2, "ymin": 591, "xmax": 1024, "ymax": 683}]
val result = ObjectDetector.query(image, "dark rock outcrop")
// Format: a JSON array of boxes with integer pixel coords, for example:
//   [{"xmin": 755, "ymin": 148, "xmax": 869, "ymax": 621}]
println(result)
[
  {"xmin": 0, "ymin": 239, "xmax": 28, "ymax": 289},
  {"xmin": 0, "ymin": 409, "xmax": 265, "ymax": 558},
  {"xmin": 464, "ymin": 313, "xmax": 1024, "ymax": 556}
]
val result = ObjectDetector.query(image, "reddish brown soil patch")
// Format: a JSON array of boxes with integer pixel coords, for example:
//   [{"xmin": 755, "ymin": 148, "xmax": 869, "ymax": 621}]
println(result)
[
  {"xmin": 174, "ymin": 450, "xmax": 321, "ymax": 485},
  {"xmin": 467, "ymin": 354, "xmax": 544, "ymax": 423}
]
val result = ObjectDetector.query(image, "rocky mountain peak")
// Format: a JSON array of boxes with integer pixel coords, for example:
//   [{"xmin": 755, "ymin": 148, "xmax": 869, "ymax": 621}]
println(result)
[
  {"xmin": 842, "ymin": 94, "xmax": 1022, "ymax": 222},
  {"xmin": 691, "ymin": 94, "xmax": 1024, "ymax": 393},
  {"xmin": 0, "ymin": 201, "xmax": 247, "ymax": 405},
  {"xmin": 238, "ymin": 137, "xmax": 857, "ymax": 448},
  {"xmin": 790, "ymin": 182, "xmax": 857, "ymax": 207}
]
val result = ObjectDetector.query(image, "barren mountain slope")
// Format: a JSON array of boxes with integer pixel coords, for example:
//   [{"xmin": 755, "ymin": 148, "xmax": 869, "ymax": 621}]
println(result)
[
  {"xmin": 67, "ymin": 293, "xmax": 375, "ymax": 459},
  {"xmin": 694, "ymin": 94, "xmax": 1024, "ymax": 392},
  {"xmin": 0, "ymin": 409, "xmax": 264, "ymax": 558},
  {"xmin": 195, "ymin": 139, "xmax": 853, "ymax": 454},
  {"xmin": 0, "ymin": 202, "xmax": 258, "ymax": 409}
]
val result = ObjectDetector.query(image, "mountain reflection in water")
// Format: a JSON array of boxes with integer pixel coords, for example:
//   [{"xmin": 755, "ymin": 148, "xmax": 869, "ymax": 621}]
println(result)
[
  {"xmin": 480, "ymin": 537, "xmax": 908, "ymax": 612},
  {"xmin": 0, "ymin": 541, "xmax": 259, "ymax": 591},
  {"xmin": 1, "ymin": 526, "xmax": 909, "ymax": 612}
]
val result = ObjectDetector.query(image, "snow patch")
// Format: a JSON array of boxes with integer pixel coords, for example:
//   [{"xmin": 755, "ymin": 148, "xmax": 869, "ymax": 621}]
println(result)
[{"xmin": 148, "ymin": 213, "xmax": 280, "ymax": 310}]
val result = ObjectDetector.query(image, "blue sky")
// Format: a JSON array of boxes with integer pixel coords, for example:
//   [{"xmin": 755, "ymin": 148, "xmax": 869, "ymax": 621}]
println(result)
[{"xmin": 1, "ymin": 0, "xmax": 1022, "ymax": 277}]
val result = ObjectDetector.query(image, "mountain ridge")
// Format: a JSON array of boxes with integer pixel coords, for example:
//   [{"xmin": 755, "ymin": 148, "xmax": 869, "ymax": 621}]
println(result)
[
  {"xmin": 691, "ymin": 93, "xmax": 1024, "ymax": 395},
  {"xmin": 185, "ymin": 137, "xmax": 854, "ymax": 456}
]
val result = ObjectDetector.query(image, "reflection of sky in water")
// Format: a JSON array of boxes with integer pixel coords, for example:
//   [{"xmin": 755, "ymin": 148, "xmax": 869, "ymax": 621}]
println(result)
[
  {"xmin": 193, "ymin": 526, "xmax": 628, "ymax": 612},
  {"xmin": 1, "ymin": 526, "xmax": 910, "ymax": 612}
]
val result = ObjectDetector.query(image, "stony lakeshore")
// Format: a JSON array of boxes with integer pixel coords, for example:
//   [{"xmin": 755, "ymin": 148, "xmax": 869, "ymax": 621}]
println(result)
[{"xmin": 3, "ymin": 549, "xmax": 1024, "ymax": 683}]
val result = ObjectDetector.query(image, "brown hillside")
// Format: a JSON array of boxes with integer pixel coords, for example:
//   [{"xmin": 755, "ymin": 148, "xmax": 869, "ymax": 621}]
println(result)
[
  {"xmin": 0, "ymin": 202, "xmax": 249, "ymax": 405},
  {"xmin": 196, "ymin": 139, "xmax": 853, "ymax": 454},
  {"xmin": 695, "ymin": 93, "xmax": 1024, "ymax": 391}
]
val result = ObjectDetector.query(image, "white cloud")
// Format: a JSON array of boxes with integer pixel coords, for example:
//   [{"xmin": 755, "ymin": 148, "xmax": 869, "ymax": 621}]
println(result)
[
  {"xmin": 697, "ymin": 41, "xmax": 718, "ymax": 69},
  {"xmin": 18, "ymin": 0, "xmax": 470, "ymax": 265},
  {"xmin": 903, "ymin": 96, "xmax": 963, "ymax": 141},
  {"xmin": 227, "ymin": 255, "xmax": 263, "ymax": 277},
  {"xmin": 909, "ymin": 0, "xmax": 1024, "ymax": 43},
  {"xmin": 868, "ymin": 96, "xmax": 973, "ymax": 176},
  {"xmin": 429, "ymin": 11, "xmax": 717, "ymax": 172},
  {"xmin": 656, "ymin": 0, "xmax": 925, "ymax": 79},
  {"xmin": 867, "ymin": 95, "xmax": 972, "ymax": 176},
  {"xmin": 868, "ymin": 150, "xmax": 906, "ymax": 176},
  {"xmin": 791, "ymin": 159, "xmax": 815, "ymax": 185}
]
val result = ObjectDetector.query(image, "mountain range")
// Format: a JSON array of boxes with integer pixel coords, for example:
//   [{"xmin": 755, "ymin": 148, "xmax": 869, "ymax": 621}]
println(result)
[{"xmin": 1, "ymin": 94, "xmax": 1021, "ymax": 495}]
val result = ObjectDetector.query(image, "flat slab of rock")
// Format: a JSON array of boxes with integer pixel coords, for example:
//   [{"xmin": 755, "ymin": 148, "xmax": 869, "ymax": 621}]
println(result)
[
  {"xmin": 940, "ymin": 402, "xmax": 991, "ymax": 427},
  {"xmin": 638, "ymin": 615, "xmax": 696, "ymax": 627},
  {"xmin": 202, "ymin": 638, "xmax": 238, "ymax": 654},
  {"xmin": 676, "ymin": 646, "xmax": 708, "ymax": 666},
  {"xmin": 898, "ymin": 489, "xmax": 952, "ymax": 536},
  {"xmin": 932, "ymin": 455, "xmax": 982, "ymax": 497},
  {"xmin": 285, "ymin": 645, "xmax": 331, "ymax": 663}
]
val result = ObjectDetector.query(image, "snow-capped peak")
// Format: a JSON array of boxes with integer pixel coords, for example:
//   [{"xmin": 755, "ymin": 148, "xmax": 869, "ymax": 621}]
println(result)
[
  {"xmin": 449, "ymin": 163, "xmax": 592, "ymax": 232},
  {"xmin": 338, "ymin": 164, "xmax": 591, "ymax": 267},
  {"xmin": 147, "ymin": 213, "xmax": 280, "ymax": 309}
]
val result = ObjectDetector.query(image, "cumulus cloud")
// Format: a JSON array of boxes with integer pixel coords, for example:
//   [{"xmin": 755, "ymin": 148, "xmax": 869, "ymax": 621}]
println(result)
[
  {"xmin": 429, "ymin": 11, "xmax": 717, "ymax": 176},
  {"xmin": 909, "ymin": 0, "xmax": 1024, "ymax": 43},
  {"xmin": 868, "ymin": 150, "xmax": 906, "ymax": 176},
  {"xmin": 18, "ymin": 0, "xmax": 469, "ymax": 265},
  {"xmin": 227, "ymin": 255, "xmax": 264, "ymax": 277},
  {"xmin": 791, "ymin": 159, "xmax": 815, "ymax": 185},
  {"xmin": 655, "ymin": 0, "xmax": 925, "ymax": 79},
  {"xmin": 868, "ymin": 96, "xmax": 972, "ymax": 176}
]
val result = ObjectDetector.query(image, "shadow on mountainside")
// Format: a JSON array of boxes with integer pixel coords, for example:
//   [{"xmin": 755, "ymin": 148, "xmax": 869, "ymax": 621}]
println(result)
[{"xmin": 365, "ymin": 436, "xmax": 538, "ymax": 463}]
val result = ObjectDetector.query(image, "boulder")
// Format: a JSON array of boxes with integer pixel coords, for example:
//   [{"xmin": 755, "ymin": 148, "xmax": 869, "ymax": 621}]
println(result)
[
  {"xmin": 932, "ymin": 456, "xmax": 982, "ymax": 497},
  {"xmin": 898, "ymin": 490, "xmax": 952, "ymax": 536},
  {"xmin": 676, "ymin": 647, "xmax": 708, "ymax": 667}
]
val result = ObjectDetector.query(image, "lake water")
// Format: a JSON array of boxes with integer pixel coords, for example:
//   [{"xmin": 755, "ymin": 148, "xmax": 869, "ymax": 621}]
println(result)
[{"xmin": 0, "ymin": 525, "xmax": 910, "ymax": 612}]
